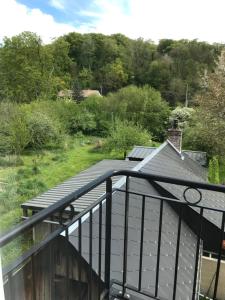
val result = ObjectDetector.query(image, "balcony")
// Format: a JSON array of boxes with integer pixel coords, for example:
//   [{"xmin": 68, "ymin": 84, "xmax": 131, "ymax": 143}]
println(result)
[{"xmin": 0, "ymin": 170, "xmax": 225, "ymax": 300}]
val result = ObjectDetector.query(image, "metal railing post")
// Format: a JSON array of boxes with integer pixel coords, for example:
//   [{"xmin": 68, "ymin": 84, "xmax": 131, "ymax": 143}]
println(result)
[{"xmin": 104, "ymin": 178, "xmax": 112, "ymax": 294}]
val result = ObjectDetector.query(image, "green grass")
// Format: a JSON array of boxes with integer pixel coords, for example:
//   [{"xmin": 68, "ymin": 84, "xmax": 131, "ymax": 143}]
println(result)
[{"xmin": 0, "ymin": 136, "xmax": 122, "ymax": 233}]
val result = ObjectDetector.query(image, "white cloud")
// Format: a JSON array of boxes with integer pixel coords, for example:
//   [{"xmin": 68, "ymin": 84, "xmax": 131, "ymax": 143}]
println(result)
[
  {"xmin": 0, "ymin": 0, "xmax": 79, "ymax": 43},
  {"xmin": 49, "ymin": 0, "xmax": 65, "ymax": 10},
  {"xmin": 81, "ymin": 0, "xmax": 225, "ymax": 44},
  {"xmin": 1, "ymin": 0, "xmax": 225, "ymax": 44}
]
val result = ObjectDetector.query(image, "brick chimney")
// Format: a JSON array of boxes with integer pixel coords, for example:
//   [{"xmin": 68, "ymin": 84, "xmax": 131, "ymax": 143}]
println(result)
[{"xmin": 167, "ymin": 119, "xmax": 182, "ymax": 152}]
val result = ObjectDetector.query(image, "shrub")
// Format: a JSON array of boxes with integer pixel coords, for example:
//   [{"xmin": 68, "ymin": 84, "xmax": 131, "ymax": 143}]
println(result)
[
  {"xmin": 170, "ymin": 106, "xmax": 195, "ymax": 129},
  {"xmin": 208, "ymin": 156, "xmax": 220, "ymax": 184},
  {"xmin": 81, "ymin": 96, "xmax": 111, "ymax": 136},
  {"xmin": 105, "ymin": 85, "xmax": 170, "ymax": 141},
  {"xmin": 26, "ymin": 112, "xmax": 61, "ymax": 149},
  {"xmin": 0, "ymin": 102, "xmax": 30, "ymax": 156},
  {"xmin": 105, "ymin": 120, "xmax": 151, "ymax": 158}
]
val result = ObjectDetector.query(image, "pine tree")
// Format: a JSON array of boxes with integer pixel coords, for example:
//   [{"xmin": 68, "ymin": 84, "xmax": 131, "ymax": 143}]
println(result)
[{"xmin": 72, "ymin": 79, "xmax": 83, "ymax": 103}]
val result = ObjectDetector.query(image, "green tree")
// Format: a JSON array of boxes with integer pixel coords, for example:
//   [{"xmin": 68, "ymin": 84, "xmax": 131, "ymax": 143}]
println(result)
[
  {"xmin": 72, "ymin": 79, "xmax": 83, "ymax": 103},
  {"xmin": 105, "ymin": 120, "xmax": 151, "ymax": 158},
  {"xmin": 183, "ymin": 51, "xmax": 225, "ymax": 155},
  {"xmin": 131, "ymin": 38, "xmax": 156, "ymax": 85},
  {"xmin": 105, "ymin": 85, "xmax": 170, "ymax": 140},
  {"xmin": 0, "ymin": 32, "xmax": 52, "ymax": 102},
  {"xmin": 98, "ymin": 59, "xmax": 128, "ymax": 92},
  {"xmin": 78, "ymin": 68, "xmax": 94, "ymax": 89}
]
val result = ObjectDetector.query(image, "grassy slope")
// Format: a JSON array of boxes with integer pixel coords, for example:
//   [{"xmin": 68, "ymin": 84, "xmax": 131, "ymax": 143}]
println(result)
[{"xmin": 0, "ymin": 137, "xmax": 122, "ymax": 233}]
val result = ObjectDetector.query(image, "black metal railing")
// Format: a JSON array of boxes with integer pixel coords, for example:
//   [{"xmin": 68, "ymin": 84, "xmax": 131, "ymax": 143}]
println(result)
[{"xmin": 0, "ymin": 170, "xmax": 225, "ymax": 300}]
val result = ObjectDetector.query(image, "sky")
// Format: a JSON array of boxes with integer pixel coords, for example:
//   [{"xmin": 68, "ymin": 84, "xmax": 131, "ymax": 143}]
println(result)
[{"xmin": 1, "ymin": 0, "xmax": 225, "ymax": 44}]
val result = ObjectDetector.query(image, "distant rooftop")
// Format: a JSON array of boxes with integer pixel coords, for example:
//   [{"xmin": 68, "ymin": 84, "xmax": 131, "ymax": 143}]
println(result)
[
  {"xmin": 127, "ymin": 145, "xmax": 207, "ymax": 167},
  {"xmin": 126, "ymin": 146, "xmax": 156, "ymax": 161},
  {"xmin": 57, "ymin": 89, "xmax": 102, "ymax": 99}
]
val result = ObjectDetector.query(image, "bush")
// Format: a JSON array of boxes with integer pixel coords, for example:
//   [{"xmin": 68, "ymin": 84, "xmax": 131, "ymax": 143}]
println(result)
[
  {"xmin": 105, "ymin": 120, "xmax": 151, "ymax": 158},
  {"xmin": 26, "ymin": 112, "xmax": 61, "ymax": 149},
  {"xmin": 30, "ymin": 99, "xmax": 97, "ymax": 135},
  {"xmin": 0, "ymin": 102, "xmax": 30, "ymax": 156},
  {"xmin": 81, "ymin": 96, "xmax": 111, "ymax": 136},
  {"xmin": 105, "ymin": 85, "xmax": 170, "ymax": 140},
  {"xmin": 170, "ymin": 106, "xmax": 195, "ymax": 129},
  {"xmin": 208, "ymin": 156, "xmax": 220, "ymax": 184}
]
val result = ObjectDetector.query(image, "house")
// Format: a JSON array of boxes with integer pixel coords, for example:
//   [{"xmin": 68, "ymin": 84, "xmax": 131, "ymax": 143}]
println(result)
[
  {"xmin": 1, "ymin": 126, "xmax": 225, "ymax": 299},
  {"xmin": 57, "ymin": 89, "xmax": 102, "ymax": 100}
]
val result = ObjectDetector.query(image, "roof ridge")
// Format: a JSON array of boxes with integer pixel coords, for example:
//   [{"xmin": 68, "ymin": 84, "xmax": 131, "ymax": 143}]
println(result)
[
  {"xmin": 112, "ymin": 142, "xmax": 168, "ymax": 188},
  {"xmin": 133, "ymin": 145, "xmax": 156, "ymax": 149},
  {"xmin": 166, "ymin": 139, "xmax": 184, "ymax": 158},
  {"xmin": 132, "ymin": 142, "xmax": 167, "ymax": 172}
]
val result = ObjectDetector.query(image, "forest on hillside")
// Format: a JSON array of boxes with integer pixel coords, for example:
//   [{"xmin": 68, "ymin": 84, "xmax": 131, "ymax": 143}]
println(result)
[{"xmin": 0, "ymin": 31, "xmax": 223, "ymax": 105}]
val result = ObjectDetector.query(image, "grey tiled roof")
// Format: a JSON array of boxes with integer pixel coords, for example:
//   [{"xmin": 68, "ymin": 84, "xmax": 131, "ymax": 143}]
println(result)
[
  {"xmin": 127, "ymin": 146, "xmax": 156, "ymax": 160},
  {"xmin": 69, "ymin": 178, "xmax": 197, "ymax": 300},
  {"xmin": 21, "ymin": 160, "xmax": 137, "ymax": 213},
  {"xmin": 69, "ymin": 142, "xmax": 201, "ymax": 299},
  {"xmin": 140, "ymin": 143, "xmax": 225, "ymax": 229},
  {"xmin": 127, "ymin": 146, "xmax": 207, "ymax": 168}
]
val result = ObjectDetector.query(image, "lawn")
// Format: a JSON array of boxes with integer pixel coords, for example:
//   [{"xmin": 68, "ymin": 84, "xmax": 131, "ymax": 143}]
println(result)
[{"xmin": 0, "ymin": 136, "xmax": 123, "ymax": 233}]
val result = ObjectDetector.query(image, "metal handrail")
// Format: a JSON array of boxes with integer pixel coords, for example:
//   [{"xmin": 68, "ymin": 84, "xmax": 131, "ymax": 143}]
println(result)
[{"xmin": 1, "ymin": 169, "xmax": 225, "ymax": 248}]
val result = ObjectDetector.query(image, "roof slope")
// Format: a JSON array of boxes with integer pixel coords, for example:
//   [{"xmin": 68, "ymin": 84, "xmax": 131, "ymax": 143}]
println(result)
[
  {"xmin": 127, "ymin": 146, "xmax": 207, "ymax": 168},
  {"xmin": 69, "ymin": 178, "xmax": 197, "ymax": 299},
  {"xmin": 140, "ymin": 143, "xmax": 225, "ymax": 229},
  {"xmin": 21, "ymin": 160, "xmax": 137, "ymax": 213},
  {"xmin": 69, "ymin": 143, "xmax": 198, "ymax": 299}
]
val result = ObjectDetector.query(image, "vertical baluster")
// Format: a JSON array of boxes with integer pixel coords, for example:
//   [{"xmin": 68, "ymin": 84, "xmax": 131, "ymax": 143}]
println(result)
[
  {"xmin": 89, "ymin": 210, "xmax": 93, "ymax": 300},
  {"xmin": 172, "ymin": 205, "xmax": 183, "ymax": 300},
  {"xmin": 31, "ymin": 255, "xmax": 36, "ymax": 300},
  {"xmin": 122, "ymin": 176, "xmax": 130, "ymax": 296},
  {"xmin": 7, "ymin": 271, "xmax": 13, "ymax": 300},
  {"xmin": 105, "ymin": 178, "xmax": 112, "ymax": 295},
  {"xmin": 192, "ymin": 207, "xmax": 203, "ymax": 300},
  {"xmin": 155, "ymin": 200, "xmax": 164, "ymax": 298},
  {"xmin": 98, "ymin": 202, "xmax": 102, "ymax": 299},
  {"xmin": 50, "ymin": 241, "xmax": 55, "ymax": 300},
  {"xmin": 138, "ymin": 195, "xmax": 145, "ymax": 291},
  {"xmin": 78, "ymin": 218, "xmax": 82, "ymax": 300},
  {"xmin": 65, "ymin": 228, "xmax": 69, "ymax": 300},
  {"xmin": 213, "ymin": 211, "xmax": 225, "ymax": 299}
]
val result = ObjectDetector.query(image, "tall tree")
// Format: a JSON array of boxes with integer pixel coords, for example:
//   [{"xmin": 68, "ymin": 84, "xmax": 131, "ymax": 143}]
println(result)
[
  {"xmin": 184, "ymin": 51, "xmax": 225, "ymax": 156},
  {"xmin": 0, "ymin": 32, "xmax": 52, "ymax": 102}
]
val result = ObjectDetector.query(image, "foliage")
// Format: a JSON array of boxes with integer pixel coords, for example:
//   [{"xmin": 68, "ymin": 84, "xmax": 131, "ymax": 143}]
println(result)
[
  {"xmin": 98, "ymin": 58, "xmax": 128, "ymax": 92},
  {"xmin": 0, "ymin": 102, "xmax": 30, "ymax": 156},
  {"xmin": 71, "ymin": 79, "xmax": 83, "ymax": 102},
  {"xmin": 0, "ymin": 31, "xmax": 221, "ymax": 105},
  {"xmin": 183, "ymin": 51, "xmax": 225, "ymax": 156},
  {"xmin": 170, "ymin": 106, "xmax": 195, "ymax": 129},
  {"xmin": 26, "ymin": 112, "xmax": 61, "ymax": 149},
  {"xmin": 0, "ymin": 32, "xmax": 72, "ymax": 103},
  {"xmin": 105, "ymin": 85, "xmax": 170, "ymax": 140},
  {"xmin": 105, "ymin": 120, "xmax": 150, "ymax": 158},
  {"xmin": 208, "ymin": 156, "xmax": 220, "ymax": 184},
  {"xmin": 80, "ymin": 96, "xmax": 111, "ymax": 136}
]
